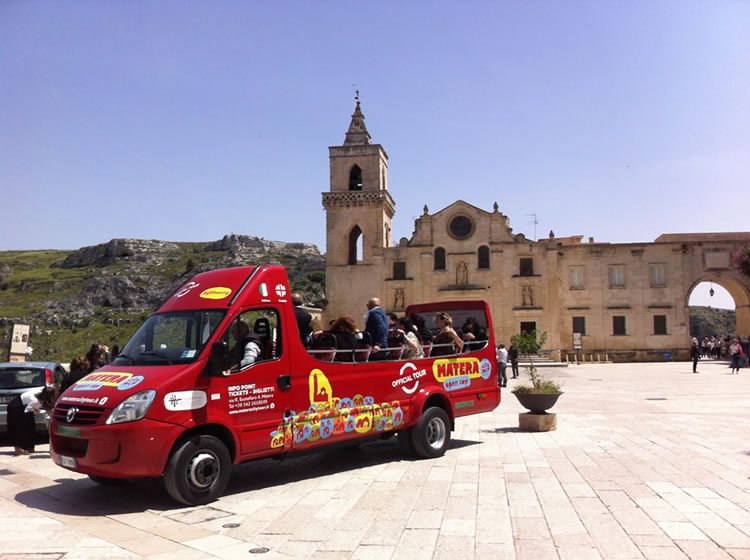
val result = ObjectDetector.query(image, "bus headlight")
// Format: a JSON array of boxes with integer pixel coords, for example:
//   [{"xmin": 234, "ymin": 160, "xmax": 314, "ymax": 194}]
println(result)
[{"xmin": 106, "ymin": 390, "xmax": 157, "ymax": 424}]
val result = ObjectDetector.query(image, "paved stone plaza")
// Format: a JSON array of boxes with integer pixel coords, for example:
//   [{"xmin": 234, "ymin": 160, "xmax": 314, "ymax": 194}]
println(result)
[{"xmin": 1, "ymin": 360, "xmax": 748, "ymax": 560}]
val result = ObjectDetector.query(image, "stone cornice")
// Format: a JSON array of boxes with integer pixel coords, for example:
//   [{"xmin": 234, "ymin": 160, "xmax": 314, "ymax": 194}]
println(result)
[{"xmin": 322, "ymin": 191, "xmax": 396, "ymax": 217}]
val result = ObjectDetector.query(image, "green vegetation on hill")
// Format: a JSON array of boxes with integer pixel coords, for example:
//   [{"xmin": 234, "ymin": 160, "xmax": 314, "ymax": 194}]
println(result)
[
  {"xmin": 689, "ymin": 306, "xmax": 736, "ymax": 339},
  {"xmin": 0, "ymin": 236, "xmax": 325, "ymax": 363}
]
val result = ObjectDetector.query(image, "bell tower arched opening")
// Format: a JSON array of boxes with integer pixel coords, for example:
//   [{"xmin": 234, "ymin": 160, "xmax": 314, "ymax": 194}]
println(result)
[
  {"xmin": 348, "ymin": 225, "xmax": 363, "ymax": 265},
  {"xmin": 348, "ymin": 165, "xmax": 363, "ymax": 191}
]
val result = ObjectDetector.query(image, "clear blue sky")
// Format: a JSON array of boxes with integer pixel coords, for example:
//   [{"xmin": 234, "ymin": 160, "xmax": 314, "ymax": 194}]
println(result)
[{"xmin": 2, "ymin": 1, "xmax": 747, "ymax": 309}]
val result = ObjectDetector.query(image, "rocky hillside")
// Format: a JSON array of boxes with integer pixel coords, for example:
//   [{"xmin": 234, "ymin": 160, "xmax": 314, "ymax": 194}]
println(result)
[
  {"xmin": 689, "ymin": 306, "xmax": 736, "ymax": 339},
  {"xmin": 0, "ymin": 235, "xmax": 325, "ymax": 363}
]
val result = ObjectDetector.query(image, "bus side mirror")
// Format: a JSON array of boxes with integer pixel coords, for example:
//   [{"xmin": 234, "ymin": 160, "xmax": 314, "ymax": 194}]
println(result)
[{"xmin": 204, "ymin": 341, "xmax": 229, "ymax": 377}]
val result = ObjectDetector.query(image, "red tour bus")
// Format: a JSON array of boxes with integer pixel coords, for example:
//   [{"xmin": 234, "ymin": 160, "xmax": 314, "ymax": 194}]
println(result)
[{"xmin": 50, "ymin": 265, "xmax": 500, "ymax": 505}]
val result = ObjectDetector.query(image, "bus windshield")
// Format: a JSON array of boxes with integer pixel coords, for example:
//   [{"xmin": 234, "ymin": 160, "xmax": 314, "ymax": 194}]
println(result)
[{"xmin": 114, "ymin": 310, "xmax": 226, "ymax": 366}]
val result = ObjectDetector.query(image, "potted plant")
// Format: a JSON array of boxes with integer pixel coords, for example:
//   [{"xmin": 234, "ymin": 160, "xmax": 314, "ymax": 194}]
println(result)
[{"xmin": 510, "ymin": 330, "xmax": 563, "ymax": 415}]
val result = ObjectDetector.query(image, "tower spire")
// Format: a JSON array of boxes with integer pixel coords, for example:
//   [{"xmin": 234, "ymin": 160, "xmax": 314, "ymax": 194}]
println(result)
[{"xmin": 344, "ymin": 93, "xmax": 371, "ymax": 146}]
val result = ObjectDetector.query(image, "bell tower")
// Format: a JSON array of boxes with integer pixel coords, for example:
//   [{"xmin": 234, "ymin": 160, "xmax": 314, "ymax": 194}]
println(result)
[{"xmin": 323, "ymin": 98, "xmax": 395, "ymax": 319}]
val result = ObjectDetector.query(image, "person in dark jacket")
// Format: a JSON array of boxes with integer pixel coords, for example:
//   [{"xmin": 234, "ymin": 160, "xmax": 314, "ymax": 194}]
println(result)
[
  {"xmin": 690, "ymin": 340, "xmax": 700, "ymax": 373},
  {"xmin": 508, "ymin": 344, "xmax": 520, "ymax": 378},
  {"xmin": 292, "ymin": 293, "xmax": 313, "ymax": 345},
  {"xmin": 61, "ymin": 355, "xmax": 91, "ymax": 392},
  {"xmin": 364, "ymin": 297, "xmax": 389, "ymax": 360},
  {"xmin": 85, "ymin": 344, "xmax": 107, "ymax": 372},
  {"xmin": 327, "ymin": 316, "xmax": 359, "ymax": 362}
]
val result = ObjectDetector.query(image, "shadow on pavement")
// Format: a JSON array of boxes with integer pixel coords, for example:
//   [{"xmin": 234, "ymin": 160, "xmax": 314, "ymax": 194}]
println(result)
[{"xmin": 13, "ymin": 437, "xmax": 480, "ymax": 516}]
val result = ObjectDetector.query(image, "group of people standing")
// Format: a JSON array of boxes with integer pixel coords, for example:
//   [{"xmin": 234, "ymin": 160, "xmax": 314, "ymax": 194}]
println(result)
[
  {"xmin": 690, "ymin": 335, "xmax": 747, "ymax": 374},
  {"xmin": 697, "ymin": 336, "xmax": 746, "ymax": 360}
]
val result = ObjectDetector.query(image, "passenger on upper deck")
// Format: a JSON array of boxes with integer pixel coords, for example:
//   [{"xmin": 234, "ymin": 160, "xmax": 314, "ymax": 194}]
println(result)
[
  {"xmin": 396, "ymin": 316, "xmax": 424, "ymax": 359},
  {"xmin": 431, "ymin": 312, "xmax": 464, "ymax": 357},
  {"xmin": 364, "ymin": 297, "xmax": 389, "ymax": 359},
  {"xmin": 387, "ymin": 312, "xmax": 399, "ymax": 334},
  {"xmin": 409, "ymin": 313, "xmax": 432, "ymax": 343},
  {"xmin": 327, "ymin": 316, "xmax": 359, "ymax": 362},
  {"xmin": 461, "ymin": 316, "xmax": 487, "ymax": 351},
  {"xmin": 292, "ymin": 293, "xmax": 313, "ymax": 345}
]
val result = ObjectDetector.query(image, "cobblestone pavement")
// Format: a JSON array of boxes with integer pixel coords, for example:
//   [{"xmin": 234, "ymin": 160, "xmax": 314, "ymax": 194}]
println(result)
[{"xmin": 1, "ymin": 360, "xmax": 749, "ymax": 560}]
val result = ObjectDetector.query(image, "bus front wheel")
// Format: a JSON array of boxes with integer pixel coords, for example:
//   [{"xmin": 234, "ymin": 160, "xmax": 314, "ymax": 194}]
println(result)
[{"xmin": 164, "ymin": 434, "xmax": 231, "ymax": 506}]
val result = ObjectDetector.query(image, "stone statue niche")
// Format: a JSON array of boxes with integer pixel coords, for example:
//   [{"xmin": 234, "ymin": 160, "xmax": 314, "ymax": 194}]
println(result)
[
  {"xmin": 393, "ymin": 288, "xmax": 405, "ymax": 311},
  {"xmin": 522, "ymin": 285, "xmax": 534, "ymax": 307},
  {"xmin": 456, "ymin": 261, "xmax": 469, "ymax": 286}
]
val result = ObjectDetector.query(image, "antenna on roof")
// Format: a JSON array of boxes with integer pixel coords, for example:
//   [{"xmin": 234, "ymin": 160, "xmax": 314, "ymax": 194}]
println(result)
[{"xmin": 527, "ymin": 213, "xmax": 538, "ymax": 241}]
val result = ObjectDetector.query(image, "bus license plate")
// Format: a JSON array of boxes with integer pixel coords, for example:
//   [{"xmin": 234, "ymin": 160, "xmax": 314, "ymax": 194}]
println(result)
[
  {"xmin": 60, "ymin": 455, "xmax": 77, "ymax": 469},
  {"xmin": 55, "ymin": 425, "xmax": 80, "ymax": 438}
]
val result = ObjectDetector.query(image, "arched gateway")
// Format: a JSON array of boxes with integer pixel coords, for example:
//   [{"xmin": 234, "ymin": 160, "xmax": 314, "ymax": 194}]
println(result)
[{"xmin": 323, "ymin": 102, "xmax": 750, "ymax": 361}]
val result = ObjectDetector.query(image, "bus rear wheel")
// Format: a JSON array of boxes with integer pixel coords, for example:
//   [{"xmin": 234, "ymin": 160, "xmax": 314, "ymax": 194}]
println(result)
[
  {"xmin": 164, "ymin": 434, "xmax": 231, "ymax": 506},
  {"xmin": 408, "ymin": 406, "xmax": 451, "ymax": 459}
]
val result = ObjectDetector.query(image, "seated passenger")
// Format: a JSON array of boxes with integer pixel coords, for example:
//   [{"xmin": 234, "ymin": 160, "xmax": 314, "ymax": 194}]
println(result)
[
  {"xmin": 396, "ymin": 317, "xmax": 424, "ymax": 359},
  {"xmin": 431, "ymin": 312, "xmax": 463, "ymax": 357},
  {"xmin": 461, "ymin": 316, "xmax": 486, "ymax": 340},
  {"xmin": 327, "ymin": 315, "xmax": 358, "ymax": 363},
  {"xmin": 309, "ymin": 317, "xmax": 324, "ymax": 345},
  {"xmin": 409, "ymin": 313, "xmax": 432, "ymax": 343},
  {"xmin": 387, "ymin": 312, "xmax": 399, "ymax": 334},
  {"xmin": 231, "ymin": 320, "xmax": 262, "ymax": 369}
]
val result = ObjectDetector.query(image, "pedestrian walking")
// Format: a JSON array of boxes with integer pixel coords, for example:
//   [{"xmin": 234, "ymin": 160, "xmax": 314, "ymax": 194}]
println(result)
[
  {"xmin": 496, "ymin": 344, "xmax": 508, "ymax": 387},
  {"xmin": 729, "ymin": 338, "xmax": 743, "ymax": 374},
  {"xmin": 690, "ymin": 340, "xmax": 700, "ymax": 373},
  {"xmin": 508, "ymin": 344, "xmax": 519, "ymax": 378}
]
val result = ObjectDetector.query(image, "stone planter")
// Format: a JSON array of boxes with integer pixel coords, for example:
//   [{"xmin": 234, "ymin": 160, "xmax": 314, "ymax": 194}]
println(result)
[
  {"xmin": 513, "ymin": 392, "xmax": 563, "ymax": 414},
  {"xmin": 514, "ymin": 392, "xmax": 563, "ymax": 432}
]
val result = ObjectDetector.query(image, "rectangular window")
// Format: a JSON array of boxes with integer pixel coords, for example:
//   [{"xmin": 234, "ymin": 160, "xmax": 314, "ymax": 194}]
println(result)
[
  {"xmin": 613, "ymin": 315, "xmax": 626, "ymax": 336},
  {"xmin": 520, "ymin": 258, "xmax": 534, "ymax": 276},
  {"xmin": 653, "ymin": 315, "xmax": 667, "ymax": 335},
  {"xmin": 572, "ymin": 316, "xmax": 586, "ymax": 335},
  {"xmin": 393, "ymin": 262, "xmax": 406, "ymax": 280},
  {"xmin": 520, "ymin": 321, "xmax": 537, "ymax": 335},
  {"xmin": 569, "ymin": 266, "xmax": 585, "ymax": 289},
  {"xmin": 609, "ymin": 265, "xmax": 625, "ymax": 288},
  {"xmin": 649, "ymin": 263, "xmax": 666, "ymax": 287}
]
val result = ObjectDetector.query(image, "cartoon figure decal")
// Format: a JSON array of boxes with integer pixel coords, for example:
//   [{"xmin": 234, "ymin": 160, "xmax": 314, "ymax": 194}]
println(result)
[{"xmin": 270, "ymin": 368, "xmax": 407, "ymax": 448}]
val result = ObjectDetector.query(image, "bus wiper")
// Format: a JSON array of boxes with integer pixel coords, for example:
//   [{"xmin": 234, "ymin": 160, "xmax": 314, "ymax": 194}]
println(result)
[{"xmin": 140, "ymin": 351, "xmax": 173, "ymax": 365}]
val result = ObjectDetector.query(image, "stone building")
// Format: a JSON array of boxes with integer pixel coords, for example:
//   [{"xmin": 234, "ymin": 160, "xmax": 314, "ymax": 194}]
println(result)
[{"xmin": 322, "ymin": 102, "xmax": 750, "ymax": 360}]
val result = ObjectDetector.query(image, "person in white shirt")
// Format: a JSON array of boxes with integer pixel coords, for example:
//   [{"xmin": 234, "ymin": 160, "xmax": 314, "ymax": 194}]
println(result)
[
  {"xmin": 7, "ymin": 385, "xmax": 59, "ymax": 455},
  {"xmin": 496, "ymin": 344, "xmax": 509, "ymax": 387},
  {"xmin": 231, "ymin": 321, "xmax": 262, "ymax": 370}
]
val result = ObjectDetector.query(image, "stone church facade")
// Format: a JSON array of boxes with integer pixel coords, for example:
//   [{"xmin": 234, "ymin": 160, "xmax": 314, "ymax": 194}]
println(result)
[{"xmin": 322, "ymin": 102, "xmax": 750, "ymax": 361}]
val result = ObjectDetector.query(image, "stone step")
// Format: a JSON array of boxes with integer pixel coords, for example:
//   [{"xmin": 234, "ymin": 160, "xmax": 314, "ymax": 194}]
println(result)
[{"xmin": 517, "ymin": 360, "xmax": 569, "ymax": 368}]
